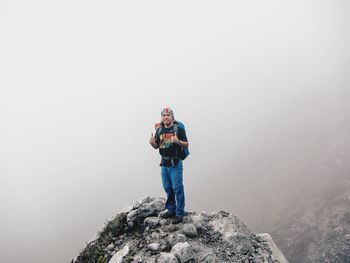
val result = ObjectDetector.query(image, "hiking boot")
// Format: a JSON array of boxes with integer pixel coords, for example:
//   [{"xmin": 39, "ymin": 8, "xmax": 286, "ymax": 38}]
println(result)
[
  {"xmin": 160, "ymin": 212, "xmax": 175, "ymax": 219},
  {"xmin": 172, "ymin": 216, "xmax": 183, "ymax": 224}
]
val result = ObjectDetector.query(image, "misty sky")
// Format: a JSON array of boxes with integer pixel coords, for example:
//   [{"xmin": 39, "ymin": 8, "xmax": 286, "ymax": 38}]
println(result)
[{"xmin": 1, "ymin": 1, "xmax": 350, "ymax": 262}]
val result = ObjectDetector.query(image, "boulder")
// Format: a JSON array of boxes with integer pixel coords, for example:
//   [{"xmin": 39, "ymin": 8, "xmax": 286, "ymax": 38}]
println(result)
[
  {"xmin": 182, "ymin": 224, "xmax": 198, "ymax": 238},
  {"xmin": 108, "ymin": 243, "xmax": 130, "ymax": 263},
  {"xmin": 166, "ymin": 234, "xmax": 187, "ymax": 247},
  {"xmin": 171, "ymin": 242, "xmax": 195, "ymax": 263},
  {"xmin": 155, "ymin": 252, "xmax": 178, "ymax": 263},
  {"xmin": 147, "ymin": 243, "xmax": 161, "ymax": 251},
  {"xmin": 144, "ymin": 217, "xmax": 160, "ymax": 228}
]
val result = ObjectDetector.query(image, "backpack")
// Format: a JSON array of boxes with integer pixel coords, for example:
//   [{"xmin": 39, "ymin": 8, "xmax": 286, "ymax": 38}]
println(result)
[{"xmin": 155, "ymin": 121, "xmax": 190, "ymax": 160}]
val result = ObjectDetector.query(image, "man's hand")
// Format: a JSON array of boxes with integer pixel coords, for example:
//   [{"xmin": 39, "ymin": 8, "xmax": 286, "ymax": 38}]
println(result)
[
  {"xmin": 149, "ymin": 133, "xmax": 156, "ymax": 144},
  {"xmin": 172, "ymin": 134, "xmax": 189, "ymax": 148},
  {"xmin": 149, "ymin": 133, "xmax": 158, "ymax": 149},
  {"xmin": 171, "ymin": 134, "xmax": 180, "ymax": 144}
]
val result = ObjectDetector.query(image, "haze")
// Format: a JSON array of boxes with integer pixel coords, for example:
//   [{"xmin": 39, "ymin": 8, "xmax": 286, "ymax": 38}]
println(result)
[{"xmin": 1, "ymin": 1, "xmax": 349, "ymax": 262}]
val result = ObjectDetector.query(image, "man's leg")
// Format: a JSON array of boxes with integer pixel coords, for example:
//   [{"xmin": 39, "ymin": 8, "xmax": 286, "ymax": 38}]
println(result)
[
  {"xmin": 161, "ymin": 166, "xmax": 175, "ymax": 215},
  {"xmin": 170, "ymin": 160, "xmax": 185, "ymax": 216}
]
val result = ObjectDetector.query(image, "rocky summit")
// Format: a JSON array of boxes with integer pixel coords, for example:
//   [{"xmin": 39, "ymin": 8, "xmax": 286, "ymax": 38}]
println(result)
[{"xmin": 73, "ymin": 196, "xmax": 287, "ymax": 263}]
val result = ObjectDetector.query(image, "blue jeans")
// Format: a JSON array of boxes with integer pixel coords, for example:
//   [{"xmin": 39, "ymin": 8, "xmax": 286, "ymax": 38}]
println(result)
[{"xmin": 161, "ymin": 160, "xmax": 185, "ymax": 216}]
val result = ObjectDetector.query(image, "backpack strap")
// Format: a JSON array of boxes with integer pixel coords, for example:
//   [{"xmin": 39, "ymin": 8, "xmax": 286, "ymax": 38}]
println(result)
[
  {"xmin": 173, "ymin": 122, "xmax": 183, "ymax": 159},
  {"xmin": 173, "ymin": 122, "xmax": 179, "ymax": 137}
]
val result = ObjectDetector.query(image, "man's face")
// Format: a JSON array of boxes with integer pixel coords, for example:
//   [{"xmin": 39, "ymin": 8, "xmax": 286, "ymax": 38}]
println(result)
[{"xmin": 161, "ymin": 113, "xmax": 173, "ymax": 126}]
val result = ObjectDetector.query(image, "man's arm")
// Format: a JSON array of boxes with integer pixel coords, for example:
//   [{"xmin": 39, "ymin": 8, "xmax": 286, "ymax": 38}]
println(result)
[
  {"xmin": 173, "ymin": 127, "xmax": 189, "ymax": 148},
  {"xmin": 175, "ymin": 139, "xmax": 189, "ymax": 148},
  {"xmin": 149, "ymin": 133, "xmax": 159, "ymax": 149}
]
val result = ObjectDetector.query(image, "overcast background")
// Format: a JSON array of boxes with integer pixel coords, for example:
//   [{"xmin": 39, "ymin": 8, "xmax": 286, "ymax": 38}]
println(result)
[{"xmin": 1, "ymin": 1, "xmax": 350, "ymax": 262}]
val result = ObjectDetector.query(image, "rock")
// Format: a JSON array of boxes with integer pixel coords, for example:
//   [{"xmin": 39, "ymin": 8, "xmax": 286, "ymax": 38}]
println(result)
[
  {"xmin": 159, "ymin": 210, "xmax": 170, "ymax": 218},
  {"xmin": 209, "ymin": 213, "xmax": 254, "ymax": 253},
  {"xmin": 257, "ymin": 233, "xmax": 288, "ymax": 263},
  {"xmin": 171, "ymin": 242, "xmax": 195, "ymax": 263},
  {"xmin": 190, "ymin": 213, "xmax": 207, "ymax": 232},
  {"xmin": 105, "ymin": 243, "xmax": 114, "ymax": 251},
  {"xmin": 155, "ymin": 252, "xmax": 178, "ymax": 263},
  {"xmin": 134, "ymin": 196, "xmax": 153, "ymax": 208},
  {"xmin": 127, "ymin": 210, "xmax": 138, "ymax": 223},
  {"xmin": 120, "ymin": 204, "xmax": 134, "ymax": 214},
  {"xmin": 150, "ymin": 198, "xmax": 166, "ymax": 213},
  {"xmin": 225, "ymin": 234, "xmax": 254, "ymax": 254},
  {"xmin": 145, "ymin": 235, "xmax": 152, "ymax": 242},
  {"xmin": 190, "ymin": 213, "xmax": 204, "ymax": 224},
  {"xmin": 163, "ymin": 224, "xmax": 178, "ymax": 232},
  {"xmin": 108, "ymin": 243, "xmax": 130, "ymax": 263},
  {"xmin": 160, "ymin": 242, "xmax": 170, "ymax": 252},
  {"xmin": 160, "ymin": 232, "xmax": 168, "ymax": 238},
  {"xmin": 151, "ymin": 232, "xmax": 160, "ymax": 239},
  {"xmin": 159, "ymin": 219, "xmax": 167, "ymax": 226},
  {"xmin": 166, "ymin": 234, "xmax": 187, "ymax": 247},
  {"xmin": 138, "ymin": 206, "xmax": 154, "ymax": 220},
  {"xmin": 138, "ymin": 198, "xmax": 165, "ymax": 219},
  {"xmin": 182, "ymin": 224, "xmax": 198, "ymax": 238},
  {"xmin": 144, "ymin": 217, "xmax": 160, "ymax": 228},
  {"xmin": 74, "ymin": 197, "xmax": 288, "ymax": 263},
  {"xmin": 199, "ymin": 253, "xmax": 215, "ymax": 263},
  {"xmin": 148, "ymin": 243, "xmax": 161, "ymax": 251},
  {"xmin": 133, "ymin": 255, "xmax": 143, "ymax": 262}
]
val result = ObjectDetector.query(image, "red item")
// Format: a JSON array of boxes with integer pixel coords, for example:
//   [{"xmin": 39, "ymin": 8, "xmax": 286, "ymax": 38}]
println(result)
[{"xmin": 155, "ymin": 122, "xmax": 161, "ymax": 130}]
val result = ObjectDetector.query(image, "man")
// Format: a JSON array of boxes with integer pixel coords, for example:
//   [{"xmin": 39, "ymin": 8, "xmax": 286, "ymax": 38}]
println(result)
[{"xmin": 149, "ymin": 108, "xmax": 189, "ymax": 224}]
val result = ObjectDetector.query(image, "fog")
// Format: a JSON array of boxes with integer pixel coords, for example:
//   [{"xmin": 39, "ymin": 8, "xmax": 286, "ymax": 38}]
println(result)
[{"xmin": 1, "ymin": 1, "xmax": 349, "ymax": 262}]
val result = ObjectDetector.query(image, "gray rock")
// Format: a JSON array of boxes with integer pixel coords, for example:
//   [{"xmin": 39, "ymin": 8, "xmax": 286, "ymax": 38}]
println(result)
[
  {"xmin": 150, "ymin": 198, "xmax": 166, "ymax": 213},
  {"xmin": 151, "ymin": 232, "xmax": 160, "ymax": 239},
  {"xmin": 190, "ymin": 213, "xmax": 204, "ymax": 226},
  {"xmin": 108, "ymin": 243, "xmax": 130, "ymax": 263},
  {"xmin": 182, "ymin": 224, "xmax": 198, "ymax": 238},
  {"xmin": 138, "ymin": 198, "xmax": 165, "ymax": 219},
  {"xmin": 171, "ymin": 242, "xmax": 195, "ymax": 263},
  {"xmin": 209, "ymin": 213, "xmax": 254, "ymax": 253},
  {"xmin": 160, "ymin": 232, "xmax": 168, "ymax": 238},
  {"xmin": 144, "ymin": 217, "xmax": 160, "ymax": 228},
  {"xmin": 166, "ymin": 234, "xmax": 187, "ymax": 247},
  {"xmin": 226, "ymin": 234, "xmax": 254, "ymax": 254},
  {"xmin": 160, "ymin": 242, "xmax": 170, "ymax": 252},
  {"xmin": 132, "ymin": 255, "xmax": 143, "ymax": 262},
  {"xmin": 145, "ymin": 234, "xmax": 152, "ymax": 242},
  {"xmin": 257, "ymin": 233, "xmax": 288, "ymax": 263},
  {"xmin": 198, "ymin": 253, "xmax": 215, "ymax": 263},
  {"xmin": 120, "ymin": 204, "xmax": 134, "ymax": 214},
  {"xmin": 105, "ymin": 243, "xmax": 114, "ymax": 251},
  {"xmin": 138, "ymin": 205, "xmax": 154, "ymax": 219},
  {"xmin": 155, "ymin": 252, "xmax": 178, "ymax": 263},
  {"xmin": 148, "ymin": 243, "xmax": 161, "ymax": 251},
  {"xmin": 159, "ymin": 210, "xmax": 170, "ymax": 218},
  {"xmin": 134, "ymin": 196, "xmax": 153, "ymax": 208},
  {"xmin": 163, "ymin": 224, "xmax": 178, "ymax": 232},
  {"xmin": 190, "ymin": 213, "xmax": 207, "ymax": 232},
  {"xmin": 159, "ymin": 219, "xmax": 167, "ymax": 226},
  {"xmin": 75, "ymin": 197, "xmax": 288, "ymax": 263},
  {"xmin": 127, "ymin": 210, "xmax": 138, "ymax": 222}
]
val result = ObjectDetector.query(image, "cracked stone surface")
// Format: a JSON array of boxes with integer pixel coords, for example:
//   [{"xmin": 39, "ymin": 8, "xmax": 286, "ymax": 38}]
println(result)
[{"xmin": 72, "ymin": 196, "xmax": 288, "ymax": 263}]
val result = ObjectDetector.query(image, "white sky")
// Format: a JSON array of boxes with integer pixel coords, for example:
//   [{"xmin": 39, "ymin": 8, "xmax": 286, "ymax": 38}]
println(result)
[{"xmin": 1, "ymin": 1, "xmax": 349, "ymax": 262}]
